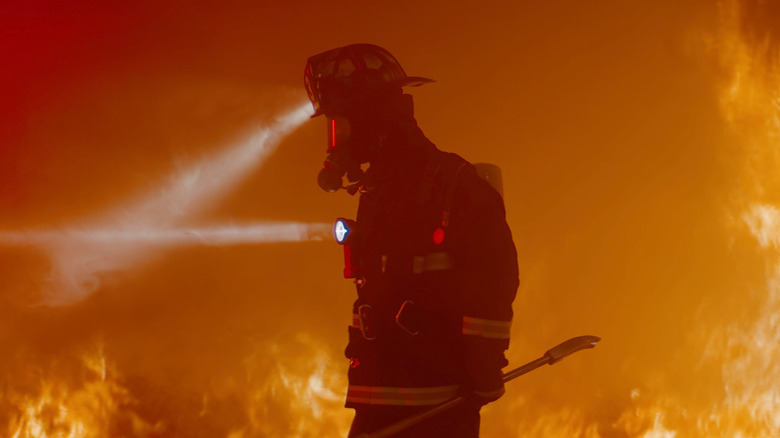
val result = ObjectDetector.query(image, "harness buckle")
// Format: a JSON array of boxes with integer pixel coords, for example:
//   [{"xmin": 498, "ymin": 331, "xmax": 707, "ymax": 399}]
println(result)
[
  {"xmin": 395, "ymin": 300, "xmax": 421, "ymax": 336},
  {"xmin": 357, "ymin": 304, "xmax": 377, "ymax": 340}
]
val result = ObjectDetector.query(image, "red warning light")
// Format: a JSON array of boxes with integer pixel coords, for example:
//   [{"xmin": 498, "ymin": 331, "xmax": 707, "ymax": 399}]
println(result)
[
  {"xmin": 329, "ymin": 118, "xmax": 337, "ymax": 151},
  {"xmin": 432, "ymin": 227, "xmax": 445, "ymax": 245}
]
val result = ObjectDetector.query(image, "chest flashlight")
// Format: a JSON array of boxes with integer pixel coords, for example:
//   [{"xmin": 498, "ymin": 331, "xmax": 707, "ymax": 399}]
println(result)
[{"xmin": 334, "ymin": 218, "xmax": 359, "ymax": 278}]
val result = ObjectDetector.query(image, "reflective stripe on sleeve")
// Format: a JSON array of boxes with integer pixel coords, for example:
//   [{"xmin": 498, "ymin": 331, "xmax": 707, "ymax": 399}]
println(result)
[
  {"xmin": 462, "ymin": 316, "xmax": 512, "ymax": 339},
  {"xmin": 346, "ymin": 384, "xmax": 461, "ymax": 406}
]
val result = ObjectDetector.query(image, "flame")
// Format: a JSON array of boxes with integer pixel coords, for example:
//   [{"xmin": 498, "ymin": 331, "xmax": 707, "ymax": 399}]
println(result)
[
  {"xmin": 6, "ymin": 2, "xmax": 780, "ymax": 437},
  {"xmin": 1, "ymin": 99, "xmax": 345, "ymax": 436},
  {"xmin": 238, "ymin": 333, "xmax": 351, "ymax": 437},
  {"xmin": 608, "ymin": 0, "xmax": 780, "ymax": 435},
  {"xmin": 623, "ymin": 0, "xmax": 780, "ymax": 435},
  {"xmin": 4, "ymin": 341, "xmax": 159, "ymax": 438},
  {"xmin": 2, "ymin": 334, "xmax": 351, "ymax": 438},
  {"xmin": 708, "ymin": 204, "xmax": 780, "ymax": 435},
  {"xmin": 478, "ymin": 1, "xmax": 780, "ymax": 436},
  {"xmin": 185, "ymin": 333, "xmax": 351, "ymax": 438},
  {"xmin": 702, "ymin": 0, "xmax": 780, "ymax": 434}
]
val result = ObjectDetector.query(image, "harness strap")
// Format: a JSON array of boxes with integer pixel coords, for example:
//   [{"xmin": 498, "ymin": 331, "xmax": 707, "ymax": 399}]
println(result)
[
  {"xmin": 414, "ymin": 153, "xmax": 469, "ymax": 228},
  {"xmin": 441, "ymin": 160, "xmax": 467, "ymax": 227}
]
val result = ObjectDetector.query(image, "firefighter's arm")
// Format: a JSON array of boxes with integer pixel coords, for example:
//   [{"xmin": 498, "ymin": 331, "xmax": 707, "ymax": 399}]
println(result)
[{"xmin": 454, "ymin": 170, "xmax": 519, "ymax": 404}]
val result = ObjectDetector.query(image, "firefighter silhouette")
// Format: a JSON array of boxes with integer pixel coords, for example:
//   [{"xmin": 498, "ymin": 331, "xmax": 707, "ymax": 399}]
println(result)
[{"xmin": 305, "ymin": 44, "xmax": 519, "ymax": 437}]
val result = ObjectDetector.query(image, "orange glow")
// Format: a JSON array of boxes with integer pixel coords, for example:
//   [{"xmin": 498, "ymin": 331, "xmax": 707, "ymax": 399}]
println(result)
[
  {"xmin": 6, "ymin": 340, "xmax": 159, "ymax": 438},
  {"xmin": 2, "ymin": 1, "xmax": 779, "ymax": 437}
]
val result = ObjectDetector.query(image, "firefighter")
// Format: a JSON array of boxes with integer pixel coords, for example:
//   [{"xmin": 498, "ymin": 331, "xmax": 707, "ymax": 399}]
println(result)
[{"xmin": 304, "ymin": 44, "xmax": 519, "ymax": 437}]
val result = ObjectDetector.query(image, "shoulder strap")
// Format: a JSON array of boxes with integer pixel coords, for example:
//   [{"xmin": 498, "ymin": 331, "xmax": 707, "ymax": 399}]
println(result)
[
  {"xmin": 440, "ymin": 155, "xmax": 467, "ymax": 228},
  {"xmin": 414, "ymin": 152, "xmax": 470, "ymax": 228}
]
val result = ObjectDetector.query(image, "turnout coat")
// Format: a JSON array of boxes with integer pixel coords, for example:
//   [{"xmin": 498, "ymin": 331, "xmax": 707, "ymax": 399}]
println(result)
[{"xmin": 342, "ymin": 133, "xmax": 519, "ymax": 409}]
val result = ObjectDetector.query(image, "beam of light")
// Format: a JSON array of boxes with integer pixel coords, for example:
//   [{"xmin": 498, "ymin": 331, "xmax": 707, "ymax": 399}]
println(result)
[
  {"xmin": 2, "ymin": 102, "xmax": 316, "ymax": 306},
  {"xmin": 0, "ymin": 222, "xmax": 331, "ymax": 307},
  {"xmin": 0, "ymin": 223, "xmax": 333, "ymax": 247},
  {"xmin": 92, "ymin": 102, "xmax": 314, "ymax": 230}
]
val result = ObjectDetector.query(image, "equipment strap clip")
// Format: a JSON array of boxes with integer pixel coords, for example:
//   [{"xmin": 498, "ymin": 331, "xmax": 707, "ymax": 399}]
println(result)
[
  {"xmin": 357, "ymin": 304, "xmax": 377, "ymax": 340},
  {"xmin": 395, "ymin": 300, "xmax": 420, "ymax": 336}
]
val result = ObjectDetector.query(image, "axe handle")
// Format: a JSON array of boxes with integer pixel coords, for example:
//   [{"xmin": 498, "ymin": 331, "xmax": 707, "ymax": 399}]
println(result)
[
  {"xmin": 358, "ymin": 356, "xmax": 551, "ymax": 438},
  {"xmin": 357, "ymin": 335, "xmax": 600, "ymax": 438}
]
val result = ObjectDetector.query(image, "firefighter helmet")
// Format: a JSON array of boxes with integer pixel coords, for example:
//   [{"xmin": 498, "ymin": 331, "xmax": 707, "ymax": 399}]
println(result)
[{"xmin": 304, "ymin": 44, "xmax": 433, "ymax": 117}]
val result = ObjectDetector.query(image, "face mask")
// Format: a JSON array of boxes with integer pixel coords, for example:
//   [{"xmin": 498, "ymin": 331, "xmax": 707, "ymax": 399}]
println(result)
[
  {"xmin": 317, "ymin": 116, "xmax": 365, "ymax": 194},
  {"xmin": 315, "ymin": 93, "xmax": 413, "ymax": 193}
]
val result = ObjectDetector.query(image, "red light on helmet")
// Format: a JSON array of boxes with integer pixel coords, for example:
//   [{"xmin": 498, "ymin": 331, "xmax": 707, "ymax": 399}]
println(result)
[
  {"xmin": 327, "ymin": 117, "xmax": 350, "ymax": 153},
  {"xmin": 329, "ymin": 118, "xmax": 337, "ymax": 151}
]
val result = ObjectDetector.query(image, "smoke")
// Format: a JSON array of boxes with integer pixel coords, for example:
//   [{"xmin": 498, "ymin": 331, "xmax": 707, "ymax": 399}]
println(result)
[
  {"xmin": 0, "ymin": 102, "xmax": 318, "ymax": 306},
  {"xmin": 0, "ymin": 222, "xmax": 331, "ymax": 306},
  {"xmin": 744, "ymin": 205, "xmax": 780, "ymax": 249},
  {"xmin": 8, "ymin": 2, "xmax": 780, "ymax": 437},
  {"xmin": 97, "ymin": 102, "xmax": 314, "ymax": 229}
]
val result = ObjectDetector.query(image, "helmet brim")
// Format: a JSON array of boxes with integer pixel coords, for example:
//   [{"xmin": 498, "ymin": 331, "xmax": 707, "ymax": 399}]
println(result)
[
  {"xmin": 309, "ymin": 77, "xmax": 435, "ymax": 118},
  {"xmin": 392, "ymin": 76, "xmax": 435, "ymax": 88}
]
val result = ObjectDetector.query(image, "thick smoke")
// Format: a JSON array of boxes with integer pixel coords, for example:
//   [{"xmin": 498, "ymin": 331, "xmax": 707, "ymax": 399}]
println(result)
[{"xmin": 0, "ymin": 103, "xmax": 316, "ymax": 306}]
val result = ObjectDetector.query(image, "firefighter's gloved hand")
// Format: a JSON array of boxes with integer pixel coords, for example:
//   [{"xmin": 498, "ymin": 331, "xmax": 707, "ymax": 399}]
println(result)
[
  {"xmin": 463, "ymin": 336, "xmax": 509, "ymax": 406},
  {"xmin": 463, "ymin": 377, "xmax": 506, "ymax": 408},
  {"xmin": 469, "ymin": 384, "xmax": 506, "ymax": 406}
]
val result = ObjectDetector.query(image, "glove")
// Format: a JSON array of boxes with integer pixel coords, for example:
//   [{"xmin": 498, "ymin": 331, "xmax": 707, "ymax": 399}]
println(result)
[
  {"xmin": 463, "ymin": 336, "xmax": 508, "ymax": 406},
  {"xmin": 464, "ymin": 382, "xmax": 505, "ymax": 408},
  {"xmin": 473, "ymin": 384, "xmax": 505, "ymax": 403}
]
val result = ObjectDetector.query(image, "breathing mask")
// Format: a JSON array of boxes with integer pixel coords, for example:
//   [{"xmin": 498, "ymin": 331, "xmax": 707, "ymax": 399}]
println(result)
[
  {"xmin": 304, "ymin": 43, "xmax": 433, "ymax": 194},
  {"xmin": 318, "ymin": 116, "xmax": 364, "ymax": 194}
]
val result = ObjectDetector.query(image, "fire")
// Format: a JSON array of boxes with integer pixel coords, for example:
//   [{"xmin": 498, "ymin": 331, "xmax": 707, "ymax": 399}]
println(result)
[
  {"xmin": 479, "ymin": 1, "xmax": 780, "ymax": 436},
  {"xmin": 2, "ymin": 334, "xmax": 351, "ymax": 438},
  {"xmin": 235, "ymin": 333, "xmax": 352, "ymax": 437},
  {"xmin": 608, "ymin": 0, "xmax": 780, "ymax": 435},
  {"xmin": 160, "ymin": 332, "xmax": 352, "ymax": 438},
  {"xmin": 622, "ymin": 0, "xmax": 780, "ymax": 435},
  {"xmin": 5, "ymin": 2, "xmax": 780, "ymax": 437},
  {"xmin": 704, "ymin": 0, "xmax": 780, "ymax": 434},
  {"xmin": 713, "ymin": 204, "xmax": 780, "ymax": 435},
  {"xmin": 4, "ymin": 341, "xmax": 158, "ymax": 438}
]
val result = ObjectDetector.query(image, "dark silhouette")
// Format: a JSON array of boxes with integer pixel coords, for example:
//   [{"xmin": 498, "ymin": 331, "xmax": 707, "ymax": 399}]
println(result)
[{"xmin": 304, "ymin": 44, "xmax": 519, "ymax": 437}]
